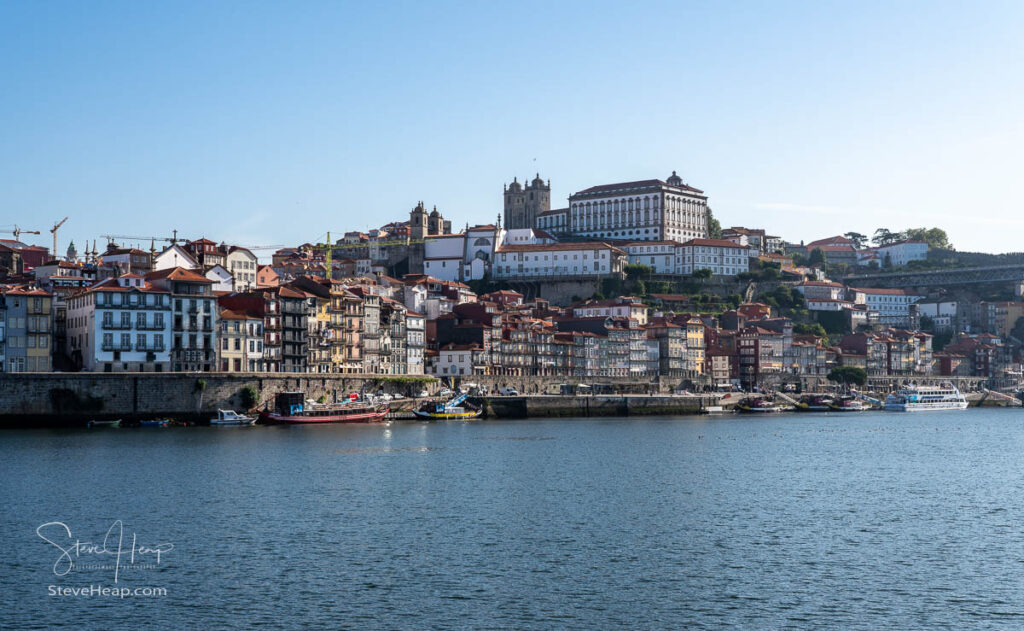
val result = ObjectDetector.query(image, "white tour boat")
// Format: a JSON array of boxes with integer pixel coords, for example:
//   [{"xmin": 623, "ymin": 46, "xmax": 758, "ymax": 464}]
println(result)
[{"xmin": 885, "ymin": 384, "xmax": 968, "ymax": 412}]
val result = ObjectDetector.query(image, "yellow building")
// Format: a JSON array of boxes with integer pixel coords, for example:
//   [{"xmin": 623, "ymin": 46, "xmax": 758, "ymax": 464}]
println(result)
[{"xmin": 685, "ymin": 317, "xmax": 706, "ymax": 375}]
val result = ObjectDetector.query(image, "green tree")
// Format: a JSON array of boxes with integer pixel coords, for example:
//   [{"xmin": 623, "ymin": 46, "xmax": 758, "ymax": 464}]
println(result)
[
  {"xmin": 692, "ymin": 268, "xmax": 713, "ymax": 283},
  {"xmin": 240, "ymin": 385, "xmax": 259, "ymax": 409},
  {"xmin": 844, "ymin": 232, "xmax": 868, "ymax": 249},
  {"xmin": 727, "ymin": 293, "xmax": 743, "ymax": 308},
  {"xmin": 1010, "ymin": 316, "xmax": 1024, "ymax": 343},
  {"xmin": 883, "ymin": 252, "xmax": 893, "ymax": 268},
  {"xmin": 624, "ymin": 263, "xmax": 653, "ymax": 279},
  {"xmin": 872, "ymin": 228, "xmax": 903, "ymax": 246},
  {"xmin": 903, "ymin": 227, "xmax": 953, "ymax": 250},
  {"xmin": 808, "ymin": 248, "xmax": 827, "ymax": 266},
  {"xmin": 794, "ymin": 322, "xmax": 828, "ymax": 341},
  {"xmin": 636, "ymin": 280, "xmax": 647, "ymax": 296},
  {"xmin": 791, "ymin": 252, "xmax": 808, "ymax": 266},
  {"xmin": 707, "ymin": 208, "xmax": 722, "ymax": 239},
  {"xmin": 828, "ymin": 366, "xmax": 867, "ymax": 387}
]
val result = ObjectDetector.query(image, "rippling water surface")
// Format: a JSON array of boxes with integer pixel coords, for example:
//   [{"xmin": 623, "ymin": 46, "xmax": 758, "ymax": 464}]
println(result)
[{"xmin": 4, "ymin": 409, "xmax": 1024, "ymax": 629}]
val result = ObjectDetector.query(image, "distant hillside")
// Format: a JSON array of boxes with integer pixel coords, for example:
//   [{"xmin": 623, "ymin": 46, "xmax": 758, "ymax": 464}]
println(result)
[{"xmin": 933, "ymin": 249, "xmax": 1024, "ymax": 267}]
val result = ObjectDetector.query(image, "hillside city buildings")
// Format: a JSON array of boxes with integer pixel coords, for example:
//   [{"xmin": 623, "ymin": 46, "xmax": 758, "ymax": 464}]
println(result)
[{"xmin": 1, "ymin": 169, "xmax": 1019, "ymax": 386}]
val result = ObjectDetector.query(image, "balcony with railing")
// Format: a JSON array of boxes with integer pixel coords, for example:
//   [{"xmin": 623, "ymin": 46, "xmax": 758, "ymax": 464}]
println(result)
[
  {"xmin": 102, "ymin": 321, "xmax": 133, "ymax": 330},
  {"xmin": 137, "ymin": 321, "xmax": 165, "ymax": 330},
  {"xmin": 101, "ymin": 342, "xmax": 132, "ymax": 352}
]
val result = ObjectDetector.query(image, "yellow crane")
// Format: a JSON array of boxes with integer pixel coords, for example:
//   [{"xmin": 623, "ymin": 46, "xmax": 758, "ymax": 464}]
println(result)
[{"xmin": 310, "ymin": 234, "xmax": 430, "ymax": 280}]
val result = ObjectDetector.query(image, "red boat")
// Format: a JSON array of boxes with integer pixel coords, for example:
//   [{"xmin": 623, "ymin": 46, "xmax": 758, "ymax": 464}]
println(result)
[{"xmin": 260, "ymin": 391, "xmax": 390, "ymax": 425}]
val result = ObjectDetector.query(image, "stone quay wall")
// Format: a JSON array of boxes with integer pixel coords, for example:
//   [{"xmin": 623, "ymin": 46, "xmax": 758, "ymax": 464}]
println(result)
[{"xmin": 0, "ymin": 373, "xmax": 438, "ymax": 426}]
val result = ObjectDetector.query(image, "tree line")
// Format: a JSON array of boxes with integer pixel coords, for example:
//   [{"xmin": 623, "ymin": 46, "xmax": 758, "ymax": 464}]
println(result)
[{"xmin": 842, "ymin": 227, "xmax": 952, "ymax": 250}]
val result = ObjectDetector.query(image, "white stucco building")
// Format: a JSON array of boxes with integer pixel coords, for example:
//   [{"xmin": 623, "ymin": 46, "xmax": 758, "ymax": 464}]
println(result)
[
  {"xmin": 493, "ymin": 242, "xmax": 626, "ymax": 280},
  {"xmin": 567, "ymin": 171, "xmax": 708, "ymax": 242},
  {"xmin": 849, "ymin": 287, "xmax": 924, "ymax": 327},
  {"xmin": 873, "ymin": 241, "xmax": 929, "ymax": 267},
  {"xmin": 66, "ymin": 274, "xmax": 172, "ymax": 372},
  {"xmin": 153, "ymin": 244, "xmax": 199, "ymax": 271},
  {"xmin": 622, "ymin": 241, "xmax": 679, "ymax": 274},
  {"xmin": 676, "ymin": 239, "xmax": 748, "ymax": 276},
  {"xmin": 226, "ymin": 246, "xmax": 259, "ymax": 290}
]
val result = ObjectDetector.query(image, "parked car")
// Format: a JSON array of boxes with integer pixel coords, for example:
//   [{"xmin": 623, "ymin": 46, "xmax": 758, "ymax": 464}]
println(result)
[
  {"xmin": 417, "ymin": 390, "xmax": 430, "ymax": 398},
  {"xmin": 392, "ymin": 393, "xmax": 404, "ymax": 400},
  {"xmin": 499, "ymin": 386, "xmax": 519, "ymax": 396},
  {"xmin": 439, "ymin": 388, "xmax": 454, "ymax": 397}
]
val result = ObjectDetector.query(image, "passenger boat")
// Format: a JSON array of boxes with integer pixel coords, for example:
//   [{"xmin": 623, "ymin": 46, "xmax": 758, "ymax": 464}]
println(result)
[
  {"xmin": 413, "ymin": 393, "xmax": 483, "ymax": 420},
  {"xmin": 259, "ymin": 391, "xmax": 389, "ymax": 424},
  {"xmin": 735, "ymin": 397, "xmax": 787, "ymax": 413},
  {"xmin": 828, "ymin": 395, "xmax": 872, "ymax": 412},
  {"xmin": 885, "ymin": 384, "xmax": 968, "ymax": 412},
  {"xmin": 794, "ymin": 394, "xmax": 834, "ymax": 412},
  {"xmin": 210, "ymin": 409, "xmax": 257, "ymax": 426}
]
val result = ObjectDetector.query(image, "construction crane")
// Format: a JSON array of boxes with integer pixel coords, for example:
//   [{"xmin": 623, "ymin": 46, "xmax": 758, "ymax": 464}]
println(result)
[
  {"xmin": 0, "ymin": 225, "xmax": 42, "ymax": 241},
  {"xmin": 101, "ymin": 233, "xmax": 177, "ymax": 245},
  {"xmin": 50, "ymin": 217, "xmax": 68, "ymax": 259},
  {"xmin": 313, "ymin": 232, "xmax": 336, "ymax": 281}
]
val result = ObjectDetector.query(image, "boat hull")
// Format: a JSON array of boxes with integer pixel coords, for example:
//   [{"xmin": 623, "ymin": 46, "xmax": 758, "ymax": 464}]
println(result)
[
  {"xmin": 884, "ymin": 401, "xmax": 969, "ymax": 412},
  {"xmin": 260, "ymin": 408, "xmax": 390, "ymax": 424},
  {"xmin": 413, "ymin": 409, "xmax": 483, "ymax": 420}
]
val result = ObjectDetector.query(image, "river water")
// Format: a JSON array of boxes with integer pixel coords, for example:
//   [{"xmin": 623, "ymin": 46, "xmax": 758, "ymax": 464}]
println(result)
[{"xmin": 3, "ymin": 409, "xmax": 1024, "ymax": 629}]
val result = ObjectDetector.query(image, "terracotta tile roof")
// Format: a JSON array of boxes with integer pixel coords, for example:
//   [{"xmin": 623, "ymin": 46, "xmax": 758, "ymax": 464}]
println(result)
[
  {"xmin": 680, "ymin": 238, "xmax": 748, "ymax": 249},
  {"xmin": 3, "ymin": 286, "xmax": 52, "ymax": 296},
  {"xmin": 144, "ymin": 267, "xmax": 212, "ymax": 283},
  {"xmin": 851, "ymin": 287, "xmax": 921, "ymax": 296},
  {"xmin": 573, "ymin": 178, "xmax": 704, "ymax": 196},
  {"xmin": 537, "ymin": 208, "xmax": 568, "ymax": 217},
  {"xmin": 497, "ymin": 241, "xmax": 625, "ymax": 254},
  {"xmin": 277, "ymin": 286, "xmax": 307, "ymax": 299}
]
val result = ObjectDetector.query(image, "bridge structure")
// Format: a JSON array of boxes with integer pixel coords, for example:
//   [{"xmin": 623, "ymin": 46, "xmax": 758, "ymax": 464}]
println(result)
[{"xmin": 843, "ymin": 264, "xmax": 1024, "ymax": 296}]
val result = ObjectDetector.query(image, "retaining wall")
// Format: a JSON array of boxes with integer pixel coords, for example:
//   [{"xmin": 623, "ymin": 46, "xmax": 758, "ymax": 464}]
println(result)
[{"xmin": 0, "ymin": 373, "xmax": 438, "ymax": 426}]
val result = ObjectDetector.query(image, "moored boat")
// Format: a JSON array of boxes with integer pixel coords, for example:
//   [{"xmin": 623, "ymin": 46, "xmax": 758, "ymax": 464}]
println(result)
[
  {"xmin": 87, "ymin": 419, "xmax": 121, "ymax": 428},
  {"xmin": 794, "ymin": 394, "xmax": 834, "ymax": 412},
  {"xmin": 259, "ymin": 392, "xmax": 389, "ymax": 424},
  {"xmin": 885, "ymin": 384, "xmax": 968, "ymax": 412},
  {"xmin": 139, "ymin": 419, "xmax": 171, "ymax": 427},
  {"xmin": 413, "ymin": 392, "xmax": 483, "ymax": 420},
  {"xmin": 735, "ymin": 397, "xmax": 787, "ymax": 413},
  {"xmin": 828, "ymin": 395, "xmax": 872, "ymax": 412},
  {"xmin": 211, "ymin": 409, "xmax": 257, "ymax": 426}
]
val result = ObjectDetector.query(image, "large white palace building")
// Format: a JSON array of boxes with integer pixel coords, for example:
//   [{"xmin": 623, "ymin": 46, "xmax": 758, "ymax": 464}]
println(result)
[{"xmin": 565, "ymin": 171, "xmax": 709, "ymax": 242}]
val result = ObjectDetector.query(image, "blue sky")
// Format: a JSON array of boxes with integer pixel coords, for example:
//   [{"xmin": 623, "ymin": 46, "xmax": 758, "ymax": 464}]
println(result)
[{"xmin": 2, "ymin": 0, "xmax": 1023, "ymax": 256}]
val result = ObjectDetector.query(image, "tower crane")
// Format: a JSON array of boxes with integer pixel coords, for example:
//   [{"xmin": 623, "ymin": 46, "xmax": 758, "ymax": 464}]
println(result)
[
  {"xmin": 50, "ymin": 217, "xmax": 68, "ymax": 259},
  {"xmin": 0, "ymin": 225, "xmax": 42, "ymax": 241}
]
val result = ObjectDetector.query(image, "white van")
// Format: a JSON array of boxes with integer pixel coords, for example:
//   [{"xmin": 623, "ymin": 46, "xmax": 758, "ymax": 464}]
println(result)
[{"xmin": 499, "ymin": 386, "xmax": 519, "ymax": 396}]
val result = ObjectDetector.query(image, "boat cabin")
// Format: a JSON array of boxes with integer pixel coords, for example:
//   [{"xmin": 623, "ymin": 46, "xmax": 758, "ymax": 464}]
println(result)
[{"xmin": 275, "ymin": 391, "xmax": 305, "ymax": 415}]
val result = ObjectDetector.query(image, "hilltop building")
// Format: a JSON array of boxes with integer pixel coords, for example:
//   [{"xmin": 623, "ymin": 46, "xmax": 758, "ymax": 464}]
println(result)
[{"xmin": 504, "ymin": 174, "xmax": 551, "ymax": 230}]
